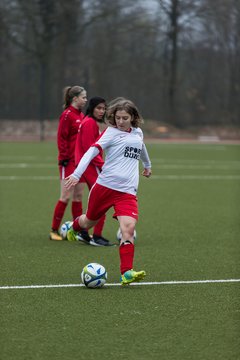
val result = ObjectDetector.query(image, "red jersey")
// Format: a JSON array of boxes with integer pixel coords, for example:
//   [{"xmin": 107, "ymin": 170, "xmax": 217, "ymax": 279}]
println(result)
[
  {"xmin": 57, "ymin": 105, "xmax": 84, "ymax": 162},
  {"xmin": 75, "ymin": 115, "xmax": 104, "ymax": 169}
]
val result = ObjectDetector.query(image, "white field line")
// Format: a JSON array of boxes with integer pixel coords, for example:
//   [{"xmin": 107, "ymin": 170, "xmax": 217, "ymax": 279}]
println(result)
[
  {"xmin": 151, "ymin": 175, "xmax": 240, "ymax": 180},
  {"xmin": 151, "ymin": 158, "xmax": 240, "ymax": 164},
  {"xmin": 0, "ymin": 156, "xmax": 55, "ymax": 160},
  {"xmin": 1, "ymin": 159, "xmax": 240, "ymax": 166},
  {"xmin": 1, "ymin": 279, "xmax": 240, "ymax": 290},
  {"xmin": 153, "ymin": 165, "xmax": 240, "ymax": 170},
  {"xmin": 0, "ymin": 176, "xmax": 59, "ymax": 180},
  {"xmin": 1, "ymin": 163, "xmax": 240, "ymax": 170},
  {"xmin": 0, "ymin": 175, "xmax": 240, "ymax": 181},
  {"xmin": 0, "ymin": 163, "xmax": 55, "ymax": 168}
]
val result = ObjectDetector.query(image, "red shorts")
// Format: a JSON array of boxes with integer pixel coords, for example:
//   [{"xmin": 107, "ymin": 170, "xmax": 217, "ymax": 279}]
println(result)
[
  {"xmin": 86, "ymin": 183, "xmax": 138, "ymax": 221},
  {"xmin": 59, "ymin": 161, "xmax": 85, "ymax": 183}
]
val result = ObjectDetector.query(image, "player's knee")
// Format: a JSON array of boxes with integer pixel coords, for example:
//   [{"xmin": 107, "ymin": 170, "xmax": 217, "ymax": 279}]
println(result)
[
  {"xmin": 60, "ymin": 196, "xmax": 70, "ymax": 203},
  {"xmin": 72, "ymin": 194, "xmax": 83, "ymax": 202},
  {"xmin": 79, "ymin": 215, "xmax": 97, "ymax": 230},
  {"xmin": 122, "ymin": 222, "xmax": 135, "ymax": 239}
]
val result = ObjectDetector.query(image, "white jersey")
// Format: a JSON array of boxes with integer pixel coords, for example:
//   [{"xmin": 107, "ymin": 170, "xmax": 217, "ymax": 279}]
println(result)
[
  {"xmin": 95, "ymin": 126, "xmax": 149, "ymax": 195},
  {"xmin": 72, "ymin": 126, "xmax": 151, "ymax": 195}
]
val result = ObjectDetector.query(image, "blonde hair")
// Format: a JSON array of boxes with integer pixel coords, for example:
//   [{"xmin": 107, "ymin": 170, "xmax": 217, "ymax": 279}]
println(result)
[
  {"xmin": 63, "ymin": 86, "xmax": 85, "ymax": 109},
  {"xmin": 106, "ymin": 98, "xmax": 143, "ymax": 128}
]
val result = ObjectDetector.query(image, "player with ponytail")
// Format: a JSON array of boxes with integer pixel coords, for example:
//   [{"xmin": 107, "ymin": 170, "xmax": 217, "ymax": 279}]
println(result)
[{"xmin": 49, "ymin": 86, "xmax": 87, "ymax": 241}]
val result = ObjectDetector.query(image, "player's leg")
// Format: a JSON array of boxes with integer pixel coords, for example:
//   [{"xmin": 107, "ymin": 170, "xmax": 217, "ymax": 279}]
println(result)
[
  {"xmin": 91, "ymin": 214, "xmax": 113, "ymax": 246},
  {"xmin": 49, "ymin": 179, "xmax": 73, "ymax": 240},
  {"xmin": 67, "ymin": 183, "xmax": 112, "ymax": 245},
  {"xmin": 71, "ymin": 180, "xmax": 93, "ymax": 243},
  {"xmin": 72, "ymin": 181, "xmax": 85, "ymax": 220},
  {"xmin": 117, "ymin": 215, "xmax": 136, "ymax": 245},
  {"xmin": 114, "ymin": 194, "xmax": 146, "ymax": 285},
  {"xmin": 67, "ymin": 214, "xmax": 98, "ymax": 244},
  {"xmin": 118, "ymin": 216, "xmax": 137, "ymax": 280},
  {"xmin": 50, "ymin": 162, "xmax": 76, "ymax": 241},
  {"xmin": 118, "ymin": 217, "xmax": 146, "ymax": 284},
  {"xmin": 83, "ymin": 166, "xmax": 113, "ymax": 246}
]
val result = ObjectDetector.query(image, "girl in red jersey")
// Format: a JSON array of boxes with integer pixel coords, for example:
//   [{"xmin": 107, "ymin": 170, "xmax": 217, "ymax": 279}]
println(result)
[
  {"xmin": 65, "ymin": 98, "xmax": 152, "ymax": 285},
  {"xmin": 75, "ymin": 97, "xmax": 114, "ymax": 246},
  {"xmin": 49, "ymin": 86, "xmax": 87, "ymax": 241}
]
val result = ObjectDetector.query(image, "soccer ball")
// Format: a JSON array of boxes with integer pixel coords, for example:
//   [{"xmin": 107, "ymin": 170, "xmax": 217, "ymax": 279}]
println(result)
[
  {"xmin": 60, "ymin": 221, "xmax": 73, "ymax": 239},
  {"xmin": 81, "ymin": 263, "xmax": 107, "ymax": 288},
  {"xmin": 116, "ymin": 228, "xmax": 137, "ymax": 242}
]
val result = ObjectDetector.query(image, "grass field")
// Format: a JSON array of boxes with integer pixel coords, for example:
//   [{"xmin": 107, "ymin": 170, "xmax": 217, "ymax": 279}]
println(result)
[{"xmin": 0, "ymin": 141, "xmax": 239, "ymax": 360}]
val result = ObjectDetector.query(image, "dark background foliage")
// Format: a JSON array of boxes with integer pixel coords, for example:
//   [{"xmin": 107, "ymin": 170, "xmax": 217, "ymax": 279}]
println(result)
[{"xmin": 0, "ymin": 0, "xmax": 239, "ymax": 128}]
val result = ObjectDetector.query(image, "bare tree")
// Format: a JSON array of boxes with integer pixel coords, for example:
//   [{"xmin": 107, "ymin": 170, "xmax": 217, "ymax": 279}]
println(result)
[{"xmin": 0, "ymin": 0, "xmax": 239, "ymax": 129}]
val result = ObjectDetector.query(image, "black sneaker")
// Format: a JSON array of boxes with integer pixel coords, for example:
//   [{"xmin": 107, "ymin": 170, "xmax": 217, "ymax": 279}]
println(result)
[
  {"xmin": 76, "ymin": 230, "xmax": 92, "ymax": 245},
  {"xmin": 90, "ymin": 235, "xmax": 116, "ymax": 247}
]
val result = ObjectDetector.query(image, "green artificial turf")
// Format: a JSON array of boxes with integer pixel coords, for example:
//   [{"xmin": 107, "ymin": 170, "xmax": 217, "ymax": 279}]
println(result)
[{"xmin": 0, "ymin": 141, "xmax": 239, "ymax": 360}]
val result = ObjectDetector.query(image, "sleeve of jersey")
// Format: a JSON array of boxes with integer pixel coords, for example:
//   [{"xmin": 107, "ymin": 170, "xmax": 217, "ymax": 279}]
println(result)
[
  {"xmin": 92, "ymin": 151, "xmax": 104, "ymax": 169},
  {"xmin": 81, "ymin": 120, "xmax": 96, "ymax": 152},
  {"xmin": 94, "ymin": 127, "xmax": 113, "ymax": 150},
  {"xmin": 82, "ymin": 120, "xmax": 104, "ymax": 169},
  {"xmin": 57, "ymin": 113, "xmax": 70, "ymax": 159},
  {"xmin": 72, "ymin": 146, "xmax": 100, "ymax": 180},
  {"xmin": 141, "ymin": 143, "xmax": 151, "ymax": 168}
]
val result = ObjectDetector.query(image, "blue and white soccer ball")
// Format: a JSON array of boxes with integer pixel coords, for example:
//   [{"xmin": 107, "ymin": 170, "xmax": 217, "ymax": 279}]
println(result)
[
  {"xmin": 60, "ymin": 221, "xmax": 73, "ymax": 239},
  {"xmin": 81, "ymin": 263, "xmax": 107, "ymax": 288},
  {"xmin": 116, "ymin": 228, "xmax": 137, "ymax": 242}
]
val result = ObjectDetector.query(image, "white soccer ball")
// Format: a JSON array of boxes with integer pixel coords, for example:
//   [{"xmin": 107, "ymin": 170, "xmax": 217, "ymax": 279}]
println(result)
[
  {"xmin": 116, "ymin": 228, "xmax": 137, "ymax": 242},
  {"xmin": 81, "ymin": 263, "xmax": 107, "ymax": 288},
  {"xmin": 60, "ymin": 221, "xmax": 73, "ymax": 239}
]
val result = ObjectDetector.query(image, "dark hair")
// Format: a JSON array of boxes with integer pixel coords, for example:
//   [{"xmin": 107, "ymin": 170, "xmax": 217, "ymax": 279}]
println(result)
[
  {"xmin": 106, "ymin": 98, "xmax": 143, "ymax": 128},
  {"xmin": 63, "ymin": 86, "xmax": 85, "ymax": 109},
  {"xmin": 85, "ymin": 97, "xmax": 106, "ymax": 122}
]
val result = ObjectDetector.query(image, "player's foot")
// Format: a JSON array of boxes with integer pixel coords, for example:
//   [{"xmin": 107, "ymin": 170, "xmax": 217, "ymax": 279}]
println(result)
[
  {"xmin": 77, "ymin": 230, "xmax": 92, "ymax": 245},
  {"xmin": 49, "ymin": 230, "xmax": 63, "ymax": 241},
  {"xmin": 91, "ymin": 234, "xmax": 116, "ymax": 247},
  {"xmin": 120, "ymin": 269, "xmax": 146, "ymax": 285},
  {"xmin": 66, "ymin": 228, "xmax": 79, "ymax": 242}
]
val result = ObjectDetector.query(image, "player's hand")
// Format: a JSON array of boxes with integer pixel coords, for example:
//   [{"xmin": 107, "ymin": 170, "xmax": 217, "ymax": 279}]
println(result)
[
  {"xmin": 64, "ymin": 175, "xmax": 79, "ymax": 189},
  {"xmin": 142, "ymin": 168, "xmax": 152, "ymax": 178}
]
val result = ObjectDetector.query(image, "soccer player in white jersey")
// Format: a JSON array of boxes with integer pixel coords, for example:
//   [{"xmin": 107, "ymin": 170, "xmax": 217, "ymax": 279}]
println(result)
[{"xmin": 65, "ymin": 98, "xmax": 152, "ymax": 285}]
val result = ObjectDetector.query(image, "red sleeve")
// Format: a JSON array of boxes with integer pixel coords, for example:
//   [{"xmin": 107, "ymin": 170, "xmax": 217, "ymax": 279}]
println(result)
[
  {"xmin": 57, "ymin": 111, "xmax": 70, "ymax": 160},
  {"xmin": 80, "ymin": 119, "xmax": 98, "ymax": 153},
  {"xmin": 92, "ymin": 149, "xmax": 104, "ymax": 169},
  {"xmin": 80, "ymin": 119, "xmax": 104, "ymax": 168}
]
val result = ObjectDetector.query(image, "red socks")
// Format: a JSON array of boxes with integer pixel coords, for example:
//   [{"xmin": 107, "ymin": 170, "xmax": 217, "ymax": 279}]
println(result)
[
  {"xmin": 51, "ymin": 200, "xmax": 67, "ymax": 231},
  {"xmin": 71, "ymin": 201, "xmax": 83, "ymax": 220},
  {"xmin": 119, "ymin": 243, "xmax": 135, "ymax": 274},
  {"xmin": 93, "ymin": 214, "xmax": 106, "ymax": 237},
  {"xmin": 52, "ymin": 200, "xmax": 83, "ymax": 231},
  {"xmin": 72, "ymin": 217, "xmax": 83, "ymax": 232}
]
